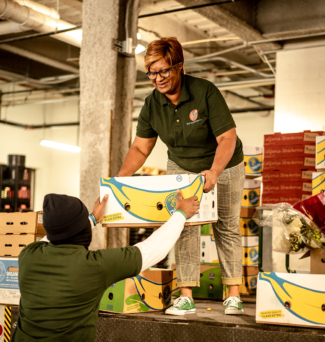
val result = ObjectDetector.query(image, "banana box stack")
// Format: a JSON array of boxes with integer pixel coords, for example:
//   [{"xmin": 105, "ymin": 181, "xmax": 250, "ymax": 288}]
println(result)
[
  {"xmin": 243, "ymin": 146, "xmax": 264, "ymax": 177},
  {"xmin": 200, "ymin": 234, "xmax": 218, "ymax": 263},
  {"xmin": 0, "ymin": 212, "xmax": 45, "ymax": 257},
  {"xmin": 256, "ymin": 272, "xmax": 325, "ymax": 328},
  {"xmin": 100, "ymin": 174, "xmax": 217, "ymax": 227},
  {"xmin": 173, "ymin": 263, "xmax": 228, "ymax": 300},
  {"xmin": 240, "ymin": 178, "xmax": 260, "ymax": 295},
  {"xmin": 262, "ymin": 130, "xmax": 325, "ymax": 205},
  {"xmin": 99, "ymin": 269, "xmax": 177, "ymax": 313},
  {"xmin": 313, "ymin": 136, "xmax": 325, "ymax": 196}
]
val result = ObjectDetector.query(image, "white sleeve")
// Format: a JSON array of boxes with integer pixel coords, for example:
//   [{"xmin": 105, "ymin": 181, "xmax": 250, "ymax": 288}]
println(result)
[
  {"xmin": 40, "ymin": 216, "xmax": 95, "ymax": 242},
  {"xmin": 134, "ymin": 211, "xmax": 186, "ymax": 272}
]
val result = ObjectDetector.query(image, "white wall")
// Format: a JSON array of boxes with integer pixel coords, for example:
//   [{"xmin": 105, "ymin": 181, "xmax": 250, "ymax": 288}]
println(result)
[
  {"xmin": 0, "ymin": 90, "xmax": 80, "ymax": 211},
  {"xmin": 274, "ymin": 45, "xmax": 325, "ymax": 133}
]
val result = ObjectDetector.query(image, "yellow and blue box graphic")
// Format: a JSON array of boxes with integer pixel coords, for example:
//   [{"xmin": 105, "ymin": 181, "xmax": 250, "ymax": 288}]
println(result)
[
  {"xmin": 312, "ymin": 172, "xmax": 325, "ymax": 196},
  {"xmin": 243, "ymin": 146, "xmax": 263, "ymax": 176},
  {"xmin": 239, "ymin": 266, "xmax": 259, "ymax": 295},
  {"xmin": 256, "ymin": 272, "xmax": 325, "ymax": 328},
  {"xmin": 0, "ymin": 258, "xmax": 20, "ymax": 306},
  {"xmin": 240, "ymin": 217, "xmax": 259, "ymax": 236},
  {"xmin": 316, "ymin": 136, "xmax": 325, "ymax": 169},
  {"xmin": 242, "ymin": 236, "xmax": 259, "ymax": 266},
  {"xmin": 241, "ymin": 179, "xmax": 261, "ymax": 208},
  {"xmin": 100, "ymin": 174, "xmax": 217, "ymax": 227},
  {"xmin": 200, "ymin": 235, "xmax": 218, "ymax": 263},
  {"xmin": 100, "ymin": 270, "xmax": 177, "ymax": 314}
]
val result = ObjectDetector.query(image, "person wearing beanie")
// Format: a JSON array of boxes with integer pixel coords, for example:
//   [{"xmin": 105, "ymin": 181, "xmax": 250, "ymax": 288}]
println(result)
[{"xmin": 11, "ymin": 191, "xmax": 200, "ymax": 342}]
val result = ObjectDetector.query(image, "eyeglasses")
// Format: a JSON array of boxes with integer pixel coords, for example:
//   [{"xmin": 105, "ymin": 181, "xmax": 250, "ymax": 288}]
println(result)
[{"xmin": 146, "ymin": 63, "xmax": 180, "ymax": 80}]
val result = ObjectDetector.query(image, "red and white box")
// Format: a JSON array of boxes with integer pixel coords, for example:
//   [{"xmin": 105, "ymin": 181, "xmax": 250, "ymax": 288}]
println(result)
[
  {"xmin": 262, "ymin": 192, "xmax": 311, "ymax": 206},
  {"xmin": 263, "ymin": 182, "xmax": 312, "ymax": 195},
  {"xmin": 263, "ymin": 157, "xmax": 316, "ymax": 171},
  {"xmin": 264, "ymin": 145, "xmax": 315, "ymax": 159},
  {"xmin": 263, "ymin": 170, "xmax": 313, "ymax": 183},
  {"xmin": 264, "ymin": 131, "xmax": 325, "ymax": 147}
]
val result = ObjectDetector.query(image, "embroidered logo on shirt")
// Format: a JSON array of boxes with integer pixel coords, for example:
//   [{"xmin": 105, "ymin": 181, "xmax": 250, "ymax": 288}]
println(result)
[{"xmin": 189, "ymin": 109, "xmax": 198, "ymax": 121}]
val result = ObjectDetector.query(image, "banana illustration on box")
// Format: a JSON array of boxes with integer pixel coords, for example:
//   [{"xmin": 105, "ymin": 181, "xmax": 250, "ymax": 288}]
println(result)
[
  {"xmin": 131, "ymin": 274, "xmax": 178, "ymax": 310},
  {"xmin": 100, "ymin": 175, "xmax": 204, "ymax": 223},
  {"xmin": 312, "ymin": 172, "xmax": 325, "ymax": 195},
  {"xmin": 259, "ymin": 272, "xmax": 325, "ymax": 325}
]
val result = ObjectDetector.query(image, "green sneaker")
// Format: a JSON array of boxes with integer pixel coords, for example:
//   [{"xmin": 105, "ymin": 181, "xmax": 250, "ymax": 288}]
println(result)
[
  {"xmin": 165, "ymin": 297, "xmax": 196, "ymax": 316},
  {"xmin": 223, "ymin": 296, "xmax": 244, "ymax": 315}
]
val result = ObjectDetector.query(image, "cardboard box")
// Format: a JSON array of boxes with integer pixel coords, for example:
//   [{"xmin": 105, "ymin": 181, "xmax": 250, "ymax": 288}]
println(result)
[
  {"xmin": 242, "ymin": 236, "xmax": 259, "ymax": 266},
  {"xmin": 256, "ymin": 272, "xmax": 325, "ymax": 328},
  {"xmin": 239, "ymin": 266, "xmax": 259, "ymax": 295},
  {"xmin": 100, "ymin": 174, "xmax": 217, "ymax": 227},
  {"xmin": 0, "ymin": 234, "xmax": 43, "ymax": 257},
  {"xmin": 312, "ymin": 172, "xmax": 325, "ymax": 196},
  {"xmin": 243, "ymin": 146, "xmax": 263, "ymax": 176},
  {"xmin": 240, "ymin": 207, "xmax": 256, "ymax": 217},
  {"xmin": 200, "ymin": 224, "xmax": 213, "ymax": 235},
  {"xmin": 99, "ymin": 269, "xmax": 177, "ymax": 313},
  {"xmin": 174, "ymin": 263, "xmax": 228, "ymax": 300},
  {"xmin": 316, "ymin": 136, "xmax": 325, "ymax": 169},
  {"xmin": 262, "ymin": 193, "xmax": 311, "ymax": 206},
  {"xmin": 0, "ymin": 258, "xmax": 20, "ymax": 305},
  {"xmin": 264, "ymin": 145, "xmax": 315, "ymax": 159},
  {"xmin": 0, "ymin": 212, "xmax": 45, "ymax": 235},
  {"xmin": 264, "ymin": 131, "xmax": 325, "ymax": 147},
  {"xmin": 310, "ymin": 249, "xmax": 325, "ymax": 274},
  {"xmin": 241, "ymin": 179, "xmax": 261, "ymax": 208},
  {"xmin": 263, "ymin": 182, "xmax": 312, "ymax": 195},
  {"xmin": 0, "ymin": 305, "xmax": 19, "ymax": 342},
  {"xmin": 263, "ymin": 157, "xmax": 316, "ymax": 171},
  {"xmin": 200, "ymin": 235, "xmax": 218, "ymax": 263},
  {"xmin": 263, "ymin": 170, "xmax": 313, "ymax": 183},
  {"xmin": 239, "ymin": 217, "xmax": 259, "ymax": 236}
]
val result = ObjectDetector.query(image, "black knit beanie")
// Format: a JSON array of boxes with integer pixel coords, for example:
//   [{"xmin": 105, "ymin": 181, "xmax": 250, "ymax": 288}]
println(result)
[{"xmin": 43, "ymin": 194, "xmax": 89, "ymax": 242}]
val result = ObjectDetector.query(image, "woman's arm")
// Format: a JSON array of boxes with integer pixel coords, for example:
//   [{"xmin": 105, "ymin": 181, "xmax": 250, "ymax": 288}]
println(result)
[
  {"xmin": 117, "ymin": 136, "xmax": 157, "ymax": 177},
  {"xmin": 201, "ymin": 127, "xmax": 237, "ymax": 192}
]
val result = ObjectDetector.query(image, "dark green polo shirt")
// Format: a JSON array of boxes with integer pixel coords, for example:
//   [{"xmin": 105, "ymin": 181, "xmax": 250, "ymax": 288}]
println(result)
[
  {"xmin": 11, "ymin": 242, "xmax": 142, "ymax": 342},
  {"xmin": 137, "ymin": 74, "xmax": 243, "ymax": 173}
]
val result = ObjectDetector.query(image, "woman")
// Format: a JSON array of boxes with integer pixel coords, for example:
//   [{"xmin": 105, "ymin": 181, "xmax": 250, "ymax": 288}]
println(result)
[{"xmin": 117, "ymin": 37, "xmax": 245, "ymax": 315}]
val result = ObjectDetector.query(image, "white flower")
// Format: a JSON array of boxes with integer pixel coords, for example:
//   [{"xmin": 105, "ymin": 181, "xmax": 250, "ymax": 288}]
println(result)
[{"xmin": 288, "ymin": 218, "xmax": 303, "ymax": 233}]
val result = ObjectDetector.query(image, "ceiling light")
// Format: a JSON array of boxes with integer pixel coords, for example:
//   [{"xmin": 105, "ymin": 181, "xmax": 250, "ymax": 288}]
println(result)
[
  {"xmin": 137, "ymin": 32, "xmax": 142, "ymax": 40},
  {"xmin": 40, "ymin": 140, "xmax": 81, "ymax": 153},
  {"xmin": 135, "ymin": 44, "xmax": 146, "ymax": 54}
]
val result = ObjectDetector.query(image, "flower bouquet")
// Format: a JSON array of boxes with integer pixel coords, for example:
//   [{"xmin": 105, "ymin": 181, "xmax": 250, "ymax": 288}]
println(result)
[{"xmin": 262, "ymin": 203, "xmax": 325, "ymax": 254}]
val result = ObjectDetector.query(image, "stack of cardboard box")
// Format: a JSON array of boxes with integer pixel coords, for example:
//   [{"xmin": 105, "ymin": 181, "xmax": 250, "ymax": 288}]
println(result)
[
  {"xmin": 312, "ymin": 135, "xmax": 325, "ymax": 195},
  {"xmin": 0, "ymin": 212, "xmax": 45, "ymax": 257},
  {"xmin": 262, "ymin": 131, "xmax": 325, "ymax": 205}
]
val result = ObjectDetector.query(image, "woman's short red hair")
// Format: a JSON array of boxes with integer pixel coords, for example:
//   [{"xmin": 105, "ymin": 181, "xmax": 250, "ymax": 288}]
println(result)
[{"xmin": 144, "ymin": 37, "xmax": 184, "ymax": 73}]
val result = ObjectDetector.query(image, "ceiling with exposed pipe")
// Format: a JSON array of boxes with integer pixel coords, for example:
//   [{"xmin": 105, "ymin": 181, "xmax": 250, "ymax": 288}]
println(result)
[{"xmin": 0, "ymin": 0, "xmax": 325, "ymax": 121}]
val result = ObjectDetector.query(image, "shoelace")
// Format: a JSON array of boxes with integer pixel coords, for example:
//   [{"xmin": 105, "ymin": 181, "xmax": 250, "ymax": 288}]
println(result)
[
  {"xmin": 223, "ymin": 296, "xmax": 242, "ymax": 307},
  {"xmin": 173, "ymin": 296, "xmax": 190, "ymax": 308}
]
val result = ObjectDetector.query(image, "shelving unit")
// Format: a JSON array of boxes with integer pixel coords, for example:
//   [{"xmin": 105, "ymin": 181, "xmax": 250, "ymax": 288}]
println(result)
[{"xmin": 0, "ymin": 161, "xmax": 35, "ymax": 212}]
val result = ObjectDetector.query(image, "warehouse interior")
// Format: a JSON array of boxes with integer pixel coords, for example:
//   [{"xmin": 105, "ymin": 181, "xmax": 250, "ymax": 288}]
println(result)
[{"xmin": 0, "ymin": 0, "xmax": 325, "ymax": 267}]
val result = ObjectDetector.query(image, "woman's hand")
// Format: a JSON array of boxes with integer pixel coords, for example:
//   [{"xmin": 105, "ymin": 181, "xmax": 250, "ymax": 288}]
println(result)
[
  {"xmin": 200, "ymin": 169, "xmax": 219, "ymax": 193},
  {"xmin": 91, "ymin": 195, "xmax": 108, "ymax": 222}
]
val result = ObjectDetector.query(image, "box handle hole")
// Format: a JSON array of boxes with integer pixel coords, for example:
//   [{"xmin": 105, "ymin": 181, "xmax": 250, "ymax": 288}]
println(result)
[
  {"xmin": 209, "ymin": 284, "xmax": 213, "ymax": 290},
  {"xmin": 322, "ymin": 304, "xmax": 325, "ymax": 312},
  {"xmin": 159, "ymin": 293, "xmax": 162, "ymax": 299},
  {"xmin": 243, "ymin": 224, "xmax": 247, "ymax": 228},
  {"xmin": 321, "ymin": 259, "xmax": 325, "ymax": 263},
  {"xmin": 20, "ymin": 222, "xmax": 28, "ymax": 225},
  {"xmin": 19, "ymin": 244, "xmax": 27, "ymax": 247},
  {"xmin": 200, "ymin": 273, "xmax": 203, "ymax": 278},
  {"xmin": 6, "ymin": 222, "xmax": 13, "ymax": 225},
  {"xmin": 212, "ymin": 201, "xmax": 215, "ymax": 209},
  {"xmin": 5, "ymin": 244, "xmax": 12, "ymax": 247},
  {"xmin": 244, "ymin": 195, "xmax": 247, "ymax": 200},
  {"xmin": 284, "ymin": 301, "xmax": 291, "ymax": 309},
  {"xmin": 141, "ymin": 294, "xmax": 145, "ymax": 300},
  {"xmin": 108, "ymin": 293, "xmax": 113, "ymax": 300},
  {"xmin": 8, "ymin": 267, "xmax": 18, "ymax": 272},
  {"xmin": 124, "ymin": 203, "xmax": 131, "ymax": 211},
  {"xmin": 156, "ymin": 202, "xmax": 163, "ymax": 210}
]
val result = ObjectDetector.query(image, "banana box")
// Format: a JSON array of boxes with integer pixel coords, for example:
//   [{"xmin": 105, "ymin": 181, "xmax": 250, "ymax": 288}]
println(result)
[
  {"xmin": 256, "ymin": 272, "xmax": 325, "ymax": 328},
  {"xmin": 200, "ymin": 224, "xmax": 213, "ymax": 235},
  {"xmin": 0, "ymin": 258, "xmax": 20, "ymax": 305},
  {"xmin": 99, "ymin": 269, "xmax": 177, "ymax": 314},
  {"xmin": 239, "ymin": 266, "xmax": 259, "ymax": 295},
  {"xmin": 312, "ymin": 172, "xmax": 325, "ymax": 196},
  {"xmin": 239, "ymin": 217, "xmax": 259, "ymax": 236},
  {"xmin": 200, "ymin": 235, "xmax": 218, "ymax": 263},
  {"xmin": 243, "ymin": 146, "xmax": 263, "ymax": 176},
  {"xmin": 100, "ymin": 174, "xmax": 218, "ymax": 227},
  {"xmin": 242, "ymin": 236, "xmax": 259, "ymax": 266},
  {"xmin": 0, "ymin": 305, "xmax": 19, "ymax": 342},
  {"xmin": 241, "ymin": 179, "xmax": 261, "ymax": 208},
  {"xmin": 316, "ymin": 136, "xmax": 325, "ymax": 169},
  {"xmin": 173, "ymin": 263, "xmax": 228, "ymax": 300}
]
